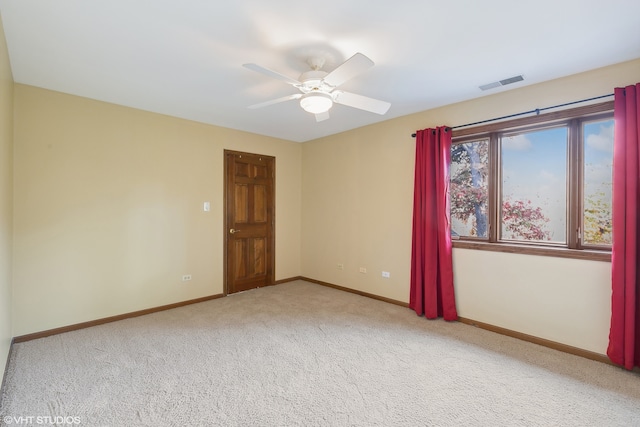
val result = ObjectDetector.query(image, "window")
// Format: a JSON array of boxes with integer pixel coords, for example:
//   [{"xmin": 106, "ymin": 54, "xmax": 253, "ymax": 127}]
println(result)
[
  {"xmin": 582, "ymin": 118, "xmax": 614, "ymax": 246},
  {"xmin": 451, "ymin": 139, "xmax": 489, "ymax": 238},
  {"xmin": 450, "ymin": 102, "xmax": 613, "ymax": 261},
  {"xmin": 501, "ymin": 126, "xmax": 567, "ymax": 243}
]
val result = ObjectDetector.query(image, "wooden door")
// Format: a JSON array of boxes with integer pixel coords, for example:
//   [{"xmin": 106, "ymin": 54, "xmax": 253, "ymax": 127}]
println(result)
[{"xmin": 224, "ymin": 150, "xmax": 275, "ymax": 294}]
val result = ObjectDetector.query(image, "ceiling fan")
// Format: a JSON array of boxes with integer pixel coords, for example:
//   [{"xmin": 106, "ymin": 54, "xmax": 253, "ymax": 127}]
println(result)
[{"xmin": 243, "ymin": 52, "xmax": 391, "ymax": 122}]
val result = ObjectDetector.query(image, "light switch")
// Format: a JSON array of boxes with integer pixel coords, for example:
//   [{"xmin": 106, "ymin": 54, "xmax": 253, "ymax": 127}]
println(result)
[{"xmin": 203, "ymin": 202, "xmax": 211, "ymax": 212}]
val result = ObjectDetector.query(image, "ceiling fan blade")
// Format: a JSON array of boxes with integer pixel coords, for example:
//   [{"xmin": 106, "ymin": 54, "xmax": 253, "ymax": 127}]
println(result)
[
  {"xmin": 243, "ymin": 63, "xmax": 301, "ymax": 86},
  {"xmin": 315, "ymin": 111, "xmax": 330, "ymax": 122},
  {"xmin": 248, "ymin": 94, "xmax": 302, "ymax": 109},
  {"xmin": 323, "ymin": 53, "xmax": 374, "ymax": 87},
  {"xmin": 333, "ymin": 91, "xmax": 391, "ymax": 115}
]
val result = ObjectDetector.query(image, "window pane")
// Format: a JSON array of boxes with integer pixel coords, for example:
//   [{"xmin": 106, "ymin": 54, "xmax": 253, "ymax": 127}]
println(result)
[
  {"xmin": 450, "ymin": 140, "xmax": 489, "ymax": 238},
  {"xmin": 583, "ymin": 119, "xmax": 613, "ymax": 245},
  {"xmin": 500, "ymin": 127, "xmax": 567, "ymax": 243}
]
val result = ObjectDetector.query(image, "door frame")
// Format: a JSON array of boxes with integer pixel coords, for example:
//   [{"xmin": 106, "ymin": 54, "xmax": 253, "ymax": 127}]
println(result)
[{"xmin": 223, "ymin": 149, "xmax": 275, "ymax": 295}]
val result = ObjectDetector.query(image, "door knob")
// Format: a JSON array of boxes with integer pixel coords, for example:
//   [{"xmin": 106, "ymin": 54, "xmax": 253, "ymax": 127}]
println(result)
[{"xmin": 229, "ymin": 228, "xmax": 242, "ymax": 234}]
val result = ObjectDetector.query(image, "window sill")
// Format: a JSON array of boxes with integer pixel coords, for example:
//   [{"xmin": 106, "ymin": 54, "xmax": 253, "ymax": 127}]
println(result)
[{"xmin": 452, "ymin": 240, "xmax": 611, "ymax": 262}]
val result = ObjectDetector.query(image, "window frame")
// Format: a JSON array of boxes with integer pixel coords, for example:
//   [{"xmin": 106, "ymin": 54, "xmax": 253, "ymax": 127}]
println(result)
[{"xmin": 451, "ymin": 101, "xmax": 613, "ymax": 262}]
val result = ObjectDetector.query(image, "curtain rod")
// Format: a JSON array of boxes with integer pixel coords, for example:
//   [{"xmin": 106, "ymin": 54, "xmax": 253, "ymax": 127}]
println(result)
[{"xmin": 410, "ymin": 93, "xmax": 614, "ymax": 138}]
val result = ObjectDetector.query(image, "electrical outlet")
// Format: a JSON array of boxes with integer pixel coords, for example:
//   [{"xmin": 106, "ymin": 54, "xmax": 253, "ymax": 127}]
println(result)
[
  {"xmin": 337, "ymin": 263, "xmax": 344, "ymax": 270},
  {"xmin": 182, "ymin": 275, "xmax": 192, "ymax": 281},
  {"xmin": 382, "ymin": 271, "xmax": 391, "ymax": 278},
  {"xmin": 359, "ymin": 267, "xmax": 367, "ymax": 274}
]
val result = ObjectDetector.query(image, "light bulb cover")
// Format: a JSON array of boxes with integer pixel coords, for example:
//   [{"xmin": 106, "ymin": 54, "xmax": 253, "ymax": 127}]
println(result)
[{"xmin": 300, "ymin": 93, "xmax": 333, "ymax": 114}]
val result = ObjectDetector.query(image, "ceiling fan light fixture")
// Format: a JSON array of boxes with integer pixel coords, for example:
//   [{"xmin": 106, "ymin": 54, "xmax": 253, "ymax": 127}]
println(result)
[{"xmin": 300, "ymin": 92, "xmax": 333, "ymax": 114}]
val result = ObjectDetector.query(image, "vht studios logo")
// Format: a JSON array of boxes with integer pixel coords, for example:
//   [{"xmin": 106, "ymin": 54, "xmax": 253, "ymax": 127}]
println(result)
[{"xmin": 3, "ymin": 415, "xmax": 81, "ymax": 425}]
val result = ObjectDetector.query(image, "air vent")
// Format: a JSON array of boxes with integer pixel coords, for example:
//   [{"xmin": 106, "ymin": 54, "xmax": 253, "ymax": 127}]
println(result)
[{"xmin": 479, "ymin": 75, "xmax": 524, "ymax": 91}]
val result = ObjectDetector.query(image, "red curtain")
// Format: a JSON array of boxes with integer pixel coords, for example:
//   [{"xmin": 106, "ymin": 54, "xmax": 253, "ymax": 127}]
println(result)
[
  {"xmin": 410, "ymin": 127, "xmax": 457, "ymax": 320},
  {"xmin": 608, "ymin": 83, "xmax": 640, "ymax": 370}
]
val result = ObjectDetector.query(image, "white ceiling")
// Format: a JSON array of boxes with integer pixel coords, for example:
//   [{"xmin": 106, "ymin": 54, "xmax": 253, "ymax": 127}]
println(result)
[{"xmin": 1, "ymin": 1, "xmax": 639, "ymax": 143}]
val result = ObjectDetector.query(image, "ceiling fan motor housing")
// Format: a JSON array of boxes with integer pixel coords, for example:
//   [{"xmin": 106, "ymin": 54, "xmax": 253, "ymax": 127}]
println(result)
[{"xmin": 298, "ymin": 70, "xmax": 332, "ymax": 93}]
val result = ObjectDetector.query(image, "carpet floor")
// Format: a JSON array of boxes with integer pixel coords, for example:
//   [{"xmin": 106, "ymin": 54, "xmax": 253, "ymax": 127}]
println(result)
[{"xmin": 1, "ymin": 280, "xmax": 639, "ymax": 426}]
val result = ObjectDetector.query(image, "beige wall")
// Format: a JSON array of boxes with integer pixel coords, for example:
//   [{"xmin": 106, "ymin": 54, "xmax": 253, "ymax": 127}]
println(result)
[
  {"xmin": 0, "ymin": 13, "xmax": 13, "ymax": 386},
  {"xmin": 302, "ymin": 58, "xmax": 640, "ymax": 355},
  {"xmin": 12, "ymin": 85, "xmax": 302, "ymax": 336}
]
